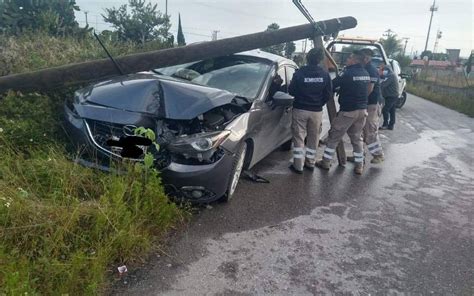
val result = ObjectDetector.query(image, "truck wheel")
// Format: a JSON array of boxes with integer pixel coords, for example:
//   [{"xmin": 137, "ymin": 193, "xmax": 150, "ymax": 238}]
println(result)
[
  {"xmin": 396, "ymin": 91, "xmax": 407, "ymax": 109},
  {"xmin": 221, "ymin": 142, "xmax": 247, "ymax": 202}
]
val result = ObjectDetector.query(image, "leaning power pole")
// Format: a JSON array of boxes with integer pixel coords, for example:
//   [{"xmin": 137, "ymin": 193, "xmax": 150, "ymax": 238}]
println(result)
[
  {"xmin": 0, "ymin": 17, "xmax": 358, "ymax": 93},
  {"xmin": 424, "ymin": 0, "xmax": 438, "ymax": 53}
]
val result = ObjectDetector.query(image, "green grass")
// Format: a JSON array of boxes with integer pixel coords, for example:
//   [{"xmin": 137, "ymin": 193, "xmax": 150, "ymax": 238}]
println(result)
[
  {"xmin": 0, "ymin": 33, "xmax": 169, "ymax": 76},
  {"xmin": 407, "ymin": 82, "xmax": 474, "ymax": 117},
  {"xmin": 0, "ymin": 92, "xmax": 188, "ymax": 294},
  {"xmin": 0, "ymin": 34, "xmax": 189, "ymax": 294}
]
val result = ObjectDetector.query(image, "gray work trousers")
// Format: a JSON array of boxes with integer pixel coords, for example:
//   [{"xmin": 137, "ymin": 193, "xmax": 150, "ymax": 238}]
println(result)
[
  {"xmin": 292, "ymin": 108, "xmax": 323, "ymax": 171},
  {"xmin": 323, "ymin": 109, "xmax": 367, "ymax": 164},
  {"xmin": 363, "ymin": 104, "xmax": 384, "ymax": 156}
]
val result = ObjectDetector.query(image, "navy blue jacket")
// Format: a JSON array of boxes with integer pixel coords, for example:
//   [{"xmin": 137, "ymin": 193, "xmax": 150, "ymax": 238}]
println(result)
[
  {"xmin": 333, "ymin": 64, "xmax": 370, "ymax": 112},
  {"xmin": 288, "ymin": 65, "xmax": 332, "ymax": 112},
  {"xmin": 365, "ymin": 62, "xmax": 382, "ymax": 105}
]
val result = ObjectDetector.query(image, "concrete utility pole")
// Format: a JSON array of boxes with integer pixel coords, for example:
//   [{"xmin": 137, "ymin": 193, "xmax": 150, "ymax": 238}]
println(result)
[
  {"xmin": 84, "ymin": 11, "xmax": 89, "ymax": 26},
  {"xmin": 165, "ymin": 0, "xmax": 168, "ymax": 17},
  {"xmin": 212, "ymin": 30, "xmax": 220, "ymax": 41},
  {"xmin": 433, "ymin": 29, "xmax": 442, "ymax": 54},
  {"xmin": 402, "ymin": 37, "xmax": 410, "ymax": 55},
  {"xmin": 0, "ymin": 17, "xmax": 357, "ymax": 93},
  {"xmin": 383, "ymin": 29, "xmax": 395, "ymax": 38},
  {"xmin": 424, "ymin": 0, "xmax": 438, "ymax": 53}
]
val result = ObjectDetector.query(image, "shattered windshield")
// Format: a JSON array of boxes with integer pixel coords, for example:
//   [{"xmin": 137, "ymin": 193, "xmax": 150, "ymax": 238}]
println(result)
[{"xmin": 156, "ymin": 56, "xmax": 272, "ymax": 99}]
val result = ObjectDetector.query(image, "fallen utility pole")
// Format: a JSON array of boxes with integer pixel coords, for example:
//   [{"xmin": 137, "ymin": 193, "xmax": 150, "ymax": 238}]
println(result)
[{"xmin": 0, "ymin": 16, "xmax": 356, "ymax": 93}]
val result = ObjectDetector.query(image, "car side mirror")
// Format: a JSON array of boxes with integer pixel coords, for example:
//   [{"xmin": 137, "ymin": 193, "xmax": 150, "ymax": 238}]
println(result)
[
  {"xmin": 272, "ymin": 91, "xmax": 294, "ymax": 107},
  {"xmin": 399, "ymin": 73, "xmax": 410, "ymax": 79}
]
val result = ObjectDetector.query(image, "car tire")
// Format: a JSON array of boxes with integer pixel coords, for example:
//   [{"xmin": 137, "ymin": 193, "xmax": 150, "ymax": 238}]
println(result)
[
  {"xmin": 280, "ymin": 139, "xmax": 292, "ymax": 151},
  {"xmin": 221, "ymin": 142, "xmax": 247, "ymax": 202},
  {"xmin": 396, "ymin": 91, "xmax": 407, "ymax": 109}
]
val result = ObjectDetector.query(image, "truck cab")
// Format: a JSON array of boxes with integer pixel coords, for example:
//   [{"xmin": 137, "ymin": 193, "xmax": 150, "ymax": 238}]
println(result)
[{"xmin": 325, "ymin": 37, "xmax": 407, "ymax": 108}]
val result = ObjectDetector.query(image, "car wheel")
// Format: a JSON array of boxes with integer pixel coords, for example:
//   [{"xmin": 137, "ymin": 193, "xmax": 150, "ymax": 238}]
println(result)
[
  {"xmin": 221, "ymin": 142, "xmax": 247, "ymax": 202},
  {"xmin": 280, "ymin": 139, "xmax": 292, "ymax": 151},
  {"xmin": 396, "ymin": 91, "xmax": 407, "ymax": 109}
]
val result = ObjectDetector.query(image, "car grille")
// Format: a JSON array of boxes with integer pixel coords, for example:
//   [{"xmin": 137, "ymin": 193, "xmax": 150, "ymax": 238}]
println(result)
[{"xmin": 85, "ymin": 119, "xmax": 130, "ymax": 158}]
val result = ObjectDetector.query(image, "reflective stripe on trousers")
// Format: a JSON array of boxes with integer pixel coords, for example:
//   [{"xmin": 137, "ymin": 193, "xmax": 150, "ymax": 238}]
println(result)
[
  {"xmin": 305, "ymin": 147, "xmax": 317, "ymax": 159},
  {"xmin": 367, "ymin": 142, "xmax": 382, "ymax": 154},
  {"xmin": 353, "ymin": 151, "xmax": 364, "ymax": 163},
  {"xmin": 293, "ymin": 147, "xmax": 304, "ymax": 159}
]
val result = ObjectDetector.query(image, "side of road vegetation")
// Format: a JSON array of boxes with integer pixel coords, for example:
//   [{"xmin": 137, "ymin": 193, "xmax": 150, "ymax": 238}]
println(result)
[
  {"xmin": 0, "ymin": 35, "xmax": 188, "ymax": 294},
  {"xmin": 0, "ymin": 33, "xmax": 168, "ymax": 76},
  {"xmin": 407, "ymin": 81, "xmax": 474, "ymax": 117}
]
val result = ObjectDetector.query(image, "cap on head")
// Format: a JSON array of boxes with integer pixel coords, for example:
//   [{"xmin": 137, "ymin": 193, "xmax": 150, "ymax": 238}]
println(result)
[
  {"xmin": 351, "ymin": 49, "xmax": 366, "ymax": 64},
  {"xmin": 306, "ymin": 48, "xmax": 325, "ymax": 66},
  {"xmin": 360, "ymin": 48, "xmax": 374, "ymax": 58}
]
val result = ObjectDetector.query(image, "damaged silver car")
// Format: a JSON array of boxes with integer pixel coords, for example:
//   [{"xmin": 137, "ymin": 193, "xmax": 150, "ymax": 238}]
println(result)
[{"xmin": 64, "ymin": 50, "xmax": 297, "ymax": 202}]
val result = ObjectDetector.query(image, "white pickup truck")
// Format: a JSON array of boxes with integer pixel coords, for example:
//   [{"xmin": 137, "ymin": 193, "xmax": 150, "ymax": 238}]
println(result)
[{"xmin": 326, "ymin": 37, "xmax": 408, "ymax": 108}]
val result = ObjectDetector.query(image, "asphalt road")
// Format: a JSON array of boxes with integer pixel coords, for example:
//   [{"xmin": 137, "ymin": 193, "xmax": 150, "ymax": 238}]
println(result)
[{"xmin": 116, "ymin": 93, "xmax": 474, "ymax": 295}]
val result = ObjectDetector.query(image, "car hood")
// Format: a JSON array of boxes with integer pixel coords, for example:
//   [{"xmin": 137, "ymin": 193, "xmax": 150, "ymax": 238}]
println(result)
[{"xmin": 75, "ymin": 73, "xmax": 236, "ymax": 120}]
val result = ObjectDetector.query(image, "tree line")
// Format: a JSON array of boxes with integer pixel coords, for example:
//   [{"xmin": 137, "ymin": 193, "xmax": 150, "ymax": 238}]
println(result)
[{"xmin": 0, "ymin": 0, "xmax": 178, "ymax": 46}]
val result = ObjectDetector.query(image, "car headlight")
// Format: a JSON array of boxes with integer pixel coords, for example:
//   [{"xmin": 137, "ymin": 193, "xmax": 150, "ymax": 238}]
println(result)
[{"xmin": 169, "ymin": 130, "xmax": 231, "ymax": 153}]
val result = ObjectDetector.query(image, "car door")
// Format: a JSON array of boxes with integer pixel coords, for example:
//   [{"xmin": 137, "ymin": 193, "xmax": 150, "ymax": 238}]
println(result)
[
  {"xmin": 279, "ymin": 65, "xmax": 296, "ymax": 142},
  {"xmin": 250, "ymin": 65, "xmax": 291, "ymax": 164}
]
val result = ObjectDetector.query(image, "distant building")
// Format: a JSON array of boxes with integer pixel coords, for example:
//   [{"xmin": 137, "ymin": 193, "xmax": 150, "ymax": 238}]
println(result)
[
  {"xmin": 446, "ymin": 49, "xmax": 461, "ymax": 64},
  {"xmin": 410, "ymin": 59, "xmax": 455, "ymax": 70}
]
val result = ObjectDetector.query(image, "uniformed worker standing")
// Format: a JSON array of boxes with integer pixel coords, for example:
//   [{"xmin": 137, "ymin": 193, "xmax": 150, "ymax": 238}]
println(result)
[
  {"xmin": 380, "ymin": 64, "xmax": 400, "ymax": 130},
  {"xmin": 360, "ymin": 48, "xmax": 384, "ymax": 163},
  {"xmin": 316, "ymin": 50, "xmax": 370, "ymax": 175},
  {"xmin": 288, "ymin": 48, "xmax": 332, "ymax": 174}
]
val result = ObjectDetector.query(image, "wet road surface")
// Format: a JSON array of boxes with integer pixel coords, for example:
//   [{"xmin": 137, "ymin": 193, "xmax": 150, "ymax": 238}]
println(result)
[{"xmin": 117, "ymin": 94, "xmax": 474, "ymax": 295}]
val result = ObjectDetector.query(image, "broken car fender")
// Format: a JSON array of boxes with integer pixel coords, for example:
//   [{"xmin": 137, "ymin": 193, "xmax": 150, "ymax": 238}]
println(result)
[{"xmin": 220, "ymin": 112, "xmax": 251, "ymax": 154}]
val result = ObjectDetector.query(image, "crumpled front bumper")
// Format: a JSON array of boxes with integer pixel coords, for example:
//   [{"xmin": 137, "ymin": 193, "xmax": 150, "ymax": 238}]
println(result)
[{"xmin": 63, "ymin": 106, "xmax": 233, "ymax": 203}]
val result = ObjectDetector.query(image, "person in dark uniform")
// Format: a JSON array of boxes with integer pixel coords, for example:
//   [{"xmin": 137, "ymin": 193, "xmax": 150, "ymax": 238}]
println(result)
[
  {"xmin": 316, "ymin": 50, "xmax": 370, "ymax": 175},
  {"xmin": 360, "ymin": 48, "xmax": 384, "ymax": 163},
  {"xmin": 288, "ymin": 47, "xmax": 332, "ymax": 174},
  {"xmin": 380, "ymin": 63, "xmax": 400, "ymax": 130}
]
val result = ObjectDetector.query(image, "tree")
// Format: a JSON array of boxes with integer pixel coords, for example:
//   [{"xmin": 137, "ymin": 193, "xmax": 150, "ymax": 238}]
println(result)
[
  {"xmin": 394, "ymin": 54, "xmax": 412, "ymax": 69},
  {"xmin": 421, "ymin": 50, "xmax": 433, "ymax": 60},
  {"xmin": 0, "ymin": 0, "xmax": 87, "ymax": 37},
  {"xmin": 379, "ymin": 29, "xmax": 403, "ymax": 58},
  {"xmin": 103, "ymin": 0, "xmax": 172, "ymax": 45},
  {"xmin": 261, "ymin": 23, "xmax": 295, "ymax": 57},
  {"xmin": 177, "ymin": 13, "xmax": 185, "ymax": 46},
  {"xmin": 284, "ymin": 41, "xmax": 296, "ymax": 58}
]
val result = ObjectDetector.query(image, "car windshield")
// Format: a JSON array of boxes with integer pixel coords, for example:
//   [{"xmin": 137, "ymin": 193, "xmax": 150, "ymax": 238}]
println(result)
[{"xmin": 156, "ymin": 56, "xmax": 272, "ymax": 99}]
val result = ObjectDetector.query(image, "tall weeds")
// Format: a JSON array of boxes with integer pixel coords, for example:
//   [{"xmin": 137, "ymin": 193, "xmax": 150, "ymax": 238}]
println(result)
[{"xmin": 0, "ymin": 35, "xmax": 187, "ymax": 293}]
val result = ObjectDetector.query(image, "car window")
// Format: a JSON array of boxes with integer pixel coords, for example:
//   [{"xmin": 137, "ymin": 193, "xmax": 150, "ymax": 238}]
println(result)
[
  {"xmin": 285, "ymin": 66, "xmax": 296, "ymax": 90},
  {"xmin": 156, "ymin": 56, "xmax": 272, "ymax": 99},
  {"xmin": 277, "ymin": 67, "xmax": 287, "ymax": 93}
]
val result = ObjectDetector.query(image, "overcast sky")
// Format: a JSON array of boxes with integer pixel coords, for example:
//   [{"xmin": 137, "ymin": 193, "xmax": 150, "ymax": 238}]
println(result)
[{"xmin": 75, "ymin": 0, "xmax": 473, "ymax": 57}]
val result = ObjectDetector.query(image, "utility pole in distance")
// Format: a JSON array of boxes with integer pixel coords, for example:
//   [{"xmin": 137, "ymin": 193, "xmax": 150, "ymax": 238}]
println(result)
[
  {"xmin": 212, "ymin": 30, "xmax": 220, "ymax": 41},
  {"xmin": 424, "ymin": 0, "xmax": 438, "ymax": 53},
  {"xmin": 402, "ymin": 37, "xmax": 410, "ymax": 55},
  {"xmin": 84, "ymin": 11, "xmax": 89, "ymax": 26},
  {"xmin": 433, "ymin": 29, "xmax": 442, "ymax": 54}
]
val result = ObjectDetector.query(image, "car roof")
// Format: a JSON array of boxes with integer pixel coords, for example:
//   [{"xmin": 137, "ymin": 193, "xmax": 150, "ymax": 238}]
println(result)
[{"xmin": 237, "ymin": 49, "xmax": 297, "ymax": 67}]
